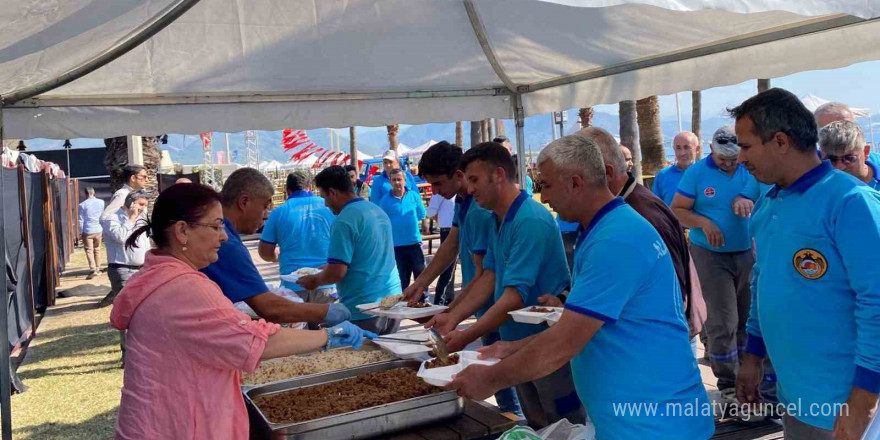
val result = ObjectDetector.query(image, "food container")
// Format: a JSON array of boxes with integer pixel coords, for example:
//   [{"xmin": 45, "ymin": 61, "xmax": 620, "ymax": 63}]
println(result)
[
  {"xmin": 370, "ymin": 331, "xmax": 433, "ymax": 360},
  {"xmin": 508, "ymin": 306, "xmax": 563, "ymax": 325},
  {"xmin": 278, "ymin": 267, "xmax": 321, "ymax": 283},
  {"xmin": 356, "ymin": 301, "xmax": 448, "ymax": 320},
  {"xmin": 245, "ymin": 360, "xmax": 464, "ymax": 440},
  {"xmin": 416, "ymin": 351, "xmax": 500, "ymax": 386}
]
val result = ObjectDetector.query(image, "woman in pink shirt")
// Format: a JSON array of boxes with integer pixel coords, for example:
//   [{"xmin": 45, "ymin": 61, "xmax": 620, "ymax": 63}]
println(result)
[{"xmin": 110, "ymin": 184, "xmax": 374, "ymax": 440}]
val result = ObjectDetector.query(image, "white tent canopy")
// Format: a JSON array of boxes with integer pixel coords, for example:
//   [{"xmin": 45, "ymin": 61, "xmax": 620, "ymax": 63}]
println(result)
[
  {"xmin": 800, "ymin": 94, "xmax": 871, "ymax": 118},
  {"xmin": 2, "ymin": 0, "xmax": 880, "ymax": 140}
]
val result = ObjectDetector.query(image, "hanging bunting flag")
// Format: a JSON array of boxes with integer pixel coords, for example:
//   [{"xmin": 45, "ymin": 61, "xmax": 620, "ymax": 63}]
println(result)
[
  {"xmin": 199, "ymin": 132, "xmax": 213, "ymax": 151},
  {"xmin": 282, "ymin": 129, "xmax": 310, "ymax": 151},
  {"xmin": 290, "ymin": 143, "xmax": 319, "ymax": 162}
]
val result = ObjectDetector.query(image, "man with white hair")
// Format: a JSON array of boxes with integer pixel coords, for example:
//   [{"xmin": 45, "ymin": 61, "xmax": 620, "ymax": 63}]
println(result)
[
  {"xmin": 369, "ymin": 149, "xmax": 416, "ymax": 206},
  {"xmin": 819, "ymin": 120, "xmax": 880, "ymax": 190},
  {"xmin": 450, "ymin": 134, "xmax": 714, "ymax": 440},
  {"xmin": 671, "ymin": 126, "xmax": 761, "ymax": 407},
  {"xmin": 814, "ymin": 101, "xmax": 855, "ymax": 128},
  {"xmin": 654, "ymin": 132, "xmax": 701, "ymax": 206}
]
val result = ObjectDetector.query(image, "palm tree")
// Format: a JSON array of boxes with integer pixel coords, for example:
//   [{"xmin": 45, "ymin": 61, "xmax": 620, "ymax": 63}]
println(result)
[
  {"xmin": 636, "ymin": 96, "xmax": 665, "ymax": 176},
  {"xmin": 470, "ymin": 121, "xmax": 483, "ymax": 149},
  {"xmin": 104, "ymin": 136, "xmax": 161, "ymax": 201},
  {"xmin": 349, "ymin": 127, "xmax": 358, "ymax": 166},
  {"xmin": 619, "ymin": 100, "xmax": 641, "ymax": 181},
  {"xmin": 691, "ymin": 91, "xmax": 702, "ymax": 159},
  {"xmin": 579, "ymin": 107, "xmax": 594, "ymax": 128},
  {"xmin": 455, "ymin": 122, "xmax": 464, "ymax": 147},
  {"xmin": 386, "ymin": 125, "xmax": 399, "ymax": 152}
]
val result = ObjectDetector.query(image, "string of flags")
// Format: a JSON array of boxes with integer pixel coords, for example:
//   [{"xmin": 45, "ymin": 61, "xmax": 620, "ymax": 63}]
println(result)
[{"xmin": 282, "ymin": 129, "xmax": 363, "ymax": 168}]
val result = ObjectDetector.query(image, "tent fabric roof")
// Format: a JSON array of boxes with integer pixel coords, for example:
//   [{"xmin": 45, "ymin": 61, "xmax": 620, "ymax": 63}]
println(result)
[
  {"xmin": 800, "ymin": 94, "xmax": 871, "ymax": 118},
  {"xmin": 2, "ymin": 0, "xmax": 879, "ymax": 139}
]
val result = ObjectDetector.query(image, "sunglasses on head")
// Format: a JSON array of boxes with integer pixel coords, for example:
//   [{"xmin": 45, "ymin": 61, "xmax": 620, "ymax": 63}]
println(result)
[
  {"xmin": 823, "ymin": 153, "xmax": 858, "ymax": 165},
  {"xmin": 715, "ymin": 136, "xmax": 737, "ymax": 145}
]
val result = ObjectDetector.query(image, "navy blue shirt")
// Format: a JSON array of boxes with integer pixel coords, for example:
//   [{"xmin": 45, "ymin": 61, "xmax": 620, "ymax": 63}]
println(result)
[{"xmin": 201, "ymin": 218, "xmax": 269, "ymax": 303}]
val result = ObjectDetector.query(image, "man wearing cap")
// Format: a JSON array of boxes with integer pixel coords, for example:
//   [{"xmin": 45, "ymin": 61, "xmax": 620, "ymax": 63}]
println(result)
[
  {"xmin": 369, "ymin": 149, "xmax": 416, "ymax": 206},
  {"xmin": 654, "ymin": 132, "xmax": 701, "ymax": 207},
  {"xmin": 671, "ymin": 126, "xmax": 760, "ymax": 408}
]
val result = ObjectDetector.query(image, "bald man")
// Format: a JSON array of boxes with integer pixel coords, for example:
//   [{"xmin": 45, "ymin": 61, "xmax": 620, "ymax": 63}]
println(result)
[
  {"xmin": 620, "ymin": 145, "xmax": 634, "ymax": 173},
  {"xmin": 814, "ymin": 102, "xmax": 855, "ymax": 128},
  {"xmin": 653, "ymin": 132, "xmax": 701, "ymax": 206}
]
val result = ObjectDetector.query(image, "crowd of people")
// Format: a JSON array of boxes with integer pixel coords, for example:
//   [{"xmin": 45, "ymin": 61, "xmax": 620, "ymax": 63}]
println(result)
[{"xmin": 81, "ymin": 87, "xmax": 879, "ymax": 439}]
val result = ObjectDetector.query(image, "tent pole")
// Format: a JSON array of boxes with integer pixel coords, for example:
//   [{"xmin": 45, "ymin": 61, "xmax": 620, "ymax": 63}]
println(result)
[
  {"xmin": 0, "ymin": 100, "xmax": 13, "ymax": 440},
  {"xmin": 514, "ymin": 94, "xmax": 527, "ymax": 188}
]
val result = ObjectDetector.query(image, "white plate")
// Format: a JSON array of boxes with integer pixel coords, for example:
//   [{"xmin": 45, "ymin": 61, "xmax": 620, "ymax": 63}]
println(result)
[
  {"xmin": 545, "ymin": 311, "xmax": 562, "ymax": 326},
  {"xmin": 417, "ymin": 351, "xmax": 500, "ymax": 386},
  {"xmin": 358, "ymin": 302, "xmax": 447, "ymax": 319},
  {"xmin": 371, "ymin": 331, "xmax": 432, "ymax": 360},
  {"xmin": 279, "ymin": 267, "xmax": 322, "ymax": 283},
  {"xmin": 508, "ymin": 306, "xmax": 563, "ymax": 325}
]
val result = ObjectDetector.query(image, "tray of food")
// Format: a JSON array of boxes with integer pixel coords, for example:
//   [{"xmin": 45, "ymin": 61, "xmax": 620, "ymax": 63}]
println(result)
[
  {"xmin": 245, "ymin": 360, "xmax": 464, "ymax": 440},
  {"xmin": 370, "ymin": 331, "xmax": 433, "ymax": 360},
  {"xmin": 416, "ymin": 351, "xmax": 500, "ymax": 386},
  {"xmin": 279, "ymin": 267, "xmax": 322, "ymax": 283},
  {"xmin": 241, "ymin": 347, "xmax": 395, "ymax": 388},
  {"xmin": 357, "ymin": 295, "xmax": 447, "ymax": 320},
  {"xmin": 508, "ymin": 306, "xmax": 563, "ymax": 325}
]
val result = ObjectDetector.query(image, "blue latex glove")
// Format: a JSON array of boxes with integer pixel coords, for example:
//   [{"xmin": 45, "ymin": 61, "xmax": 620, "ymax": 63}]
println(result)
[
  {"xmin": 327, "ymin": 321, "xmax": 378, "ymax": 350},
  {"xmin": 323, "ymin": 303, "xmax": 351, "ymax": 326}
]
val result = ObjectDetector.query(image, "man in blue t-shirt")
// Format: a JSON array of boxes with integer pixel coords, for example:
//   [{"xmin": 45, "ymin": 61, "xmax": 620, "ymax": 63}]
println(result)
[
  {"xmin": 298, "ymin": 166, "xmax": 402, "ymax": 335},
  {"xmin": 451, "ymin": 135, "xmax": 713, "ymax": 439},
  {"xmin": 653, "ymin": 131, "xmax": 701, "ymax": 206},
  {"xmin": 201, "ymin": 168, "xmax": 350, "ymax": 326},
  {"xmin": 733, "ymin": 89, "xmax": 880, "ymax": 438},
  {"xmin": 403, "ymin": 141, "xmax": 523, "ymax": 417},
  {"xmin": 258, "ymin": 170, "xmax": 336, "ymax": 306},
  {"xmin": 671, "ymin": 126, "xmax": 760, "ymax": 406},
  {"xmin": 442, "ymin": 142, "xmax": 584, "ymax": 429},
  {"xmin": 369, "ymin": 149, "xmax": 417, "ymax": 206},
  {"xmin": 818, "ymin": 120, "xmax": 880, "ymax": 190},
  {"xmin": 379, "ymin": 168, "xmax": 427, "ymax": 291}
]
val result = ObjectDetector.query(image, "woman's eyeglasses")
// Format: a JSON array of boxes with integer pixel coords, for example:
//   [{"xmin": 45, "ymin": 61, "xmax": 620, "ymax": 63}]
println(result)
[
  {"xmin": 823, "ymin": 154, "xmax": 858, "ymax": 165},
  {"xmin": 190, "ymin": 222, "xmax": 225, "ymax": 233}
]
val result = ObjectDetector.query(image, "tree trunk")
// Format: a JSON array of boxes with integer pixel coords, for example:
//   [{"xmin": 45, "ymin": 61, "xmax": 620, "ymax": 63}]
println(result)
[
  {"xmin": 579, "ymin": 107, "xmax": 594, "ymax": 128},
  {"xmin": 758, "ymin": 78, "xmax": 771, "ymax": 93},
  {"xmin": 482, "ymin": 120, "xmax": 491, "ymax": 142},
  {"xmin": 104, "ymin": 136, "xmax": 160, "ymax": 203},
  {"xmin": 470, "ymin": 121, "xmax": 483, "ymax": 148},
  {"xmin": 386, "ymin": 125, "xmax": 399, "ymax": 151},
  {"xmin": 494, "ymin": 119, "xmax": 505, "ymax": 137},
  {"xmin": 349, "ymin": 127, "xmax": 358, "ymax": 166},
  {"xmin": 636, "ymin": 96, "xmax": 665, "ymax": 176},
  {"xmin": 691, "ymin": 91, "xmax": 702, "ymax": 159},
  {"xmin": 618, "ymin": 101, "xmax": 641, "ymax": 181},
  {"xmin": 455, "ymin": 122, "xmax": 464, "ymax": 147},
  {"xmin": 141, "ymin": 136, "xmax": 161, "ymax": 203}
]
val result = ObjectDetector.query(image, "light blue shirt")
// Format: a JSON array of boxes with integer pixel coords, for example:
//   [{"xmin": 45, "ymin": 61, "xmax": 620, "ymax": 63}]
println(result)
[
  {"xmin": 523, "ymin": 175, "xmax": 534, "ymax": 197},
  {"xmin": 652, "ymin": 165, "xmax": 687, "ymax": 206},
  {"xmin": 102, "ymin": 209, "xmax": 150, "ymax": 266},
  {"xmin": 78, "ymin": 197, "xmax": 105, "ymax": 234},
  {"xmin": 369, "ymin": 170, "xmax": 417, "ymax": 206},
  {"xmin": 745, "ymin": 161, "xmax": 880, "ymax": 430},
  {"xmin": 556, "ymin": 218, "xmax": 581, "ymax": 233},
  {"xmin": 676, "ymin": 156, "xmax": 760, "ymax": 252},
  {"xmin": 378, "ymin": 188, "xmax": 426, "ymax": 247},
  {"xmin": 565, "ymin": 198, "xmax": 713, "ymax": 440},
  {"xmin": 483, "ymin": 191, "xmax": 570, "ymax": 341},
  {"xmin": 866, "ymin": 151, "xmax": 880, "ymax": 190},
  {"xmin": 327, "ymin": 198, "xmax": 402, "ymax": 320},
  {"xmin": 453, "ymin": 195, "xmax": 495, "ymax": 317},
  {"xmin": 260, "ymin": 191, "xmax": 335, "ymax": 291}
]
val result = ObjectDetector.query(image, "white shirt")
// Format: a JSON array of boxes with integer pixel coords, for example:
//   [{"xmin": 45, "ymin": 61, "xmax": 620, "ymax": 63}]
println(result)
[
  {"xmin": 426, "ymin": 194, "xmax": 455, "ymax": 229},
  {"xmin": 102, "ymin": 208, "xmax": 150, "ymax": 266}
]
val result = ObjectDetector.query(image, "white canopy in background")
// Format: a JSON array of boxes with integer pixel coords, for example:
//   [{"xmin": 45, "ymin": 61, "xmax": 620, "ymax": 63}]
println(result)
[
  {"xmin": 800, "ymin": 94, "xmax": 871, "ymax": 118},
  {"xmin": 2, "ymin": 0, "xmax": 879, "ymax": 139},
  {"xmin": 408, "ymin": 140, "xmax": 440, "ymax": 157}
]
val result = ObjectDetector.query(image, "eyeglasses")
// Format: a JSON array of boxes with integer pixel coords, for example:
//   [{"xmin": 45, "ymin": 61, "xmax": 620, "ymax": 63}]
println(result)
[
  {"xmin": 189, "ymin": 222, "xmax": 225, "ymax": 233},
  {"xmin": 136, "ymin": 174, "xmax": 148, "ymax": 180},
  {"xmin": 823, "ymin": 154, "xmax": 858, "ymax": 165},
  {"xmin": 715, "ymin": 136, "xmax": 737, "ymax": 145}
]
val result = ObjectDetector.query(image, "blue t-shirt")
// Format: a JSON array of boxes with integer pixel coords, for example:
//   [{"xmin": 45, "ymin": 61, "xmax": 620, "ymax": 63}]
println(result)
[
  {"xmin": 378, "ymin": 188, "xmax": 426, "ymax": 247},
  {"xmin": 866, "ymin": 151, "xmax": 880, "ymax": 190},
  {"xmin": 745, "ymin": 161, "xmax": 880, "ymax": 430},
  {"xmin": 369, "ymin": 170, "xmax": 417, "ymax": 206},
  {"xmin": 453, "ymin": 195, "xmax": 495, "ymax": 317},
  {"xmin": 201, "ymin": 218, "xmax": 269, "ymax": 303},
  {"xmin": 523, "ymin": 175, "xmax": 534, "ymax": 197},
  {"xmin": 327, "ymin": 198, "xmax": 402, "ymax": 320},
  {"xmin": 260, "ymin": 191, "xmax": 335, "ymax": 291},
  {"xmin": 676, "ymin": 156, "xmax": 759, "ymax": 252},
  {"xmin": 483, "ymin": 191, "xmax": 570, "ymax": 341},
  {"xmin": 565, "ymin": 198, "xmax": 713, "ymax": 439},
  {"xmin": 652, "ymin": 165, "xmax": 686, "ymax": 207},
  {"xmin": 556, "ymin": 218, "xmax": 581, "ymax": 233}
]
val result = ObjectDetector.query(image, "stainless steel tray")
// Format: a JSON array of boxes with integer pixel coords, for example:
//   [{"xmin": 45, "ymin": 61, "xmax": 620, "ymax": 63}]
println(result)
[{"xmin": 245, "ymin": 359, "xmax": 464, "ymax": 440}]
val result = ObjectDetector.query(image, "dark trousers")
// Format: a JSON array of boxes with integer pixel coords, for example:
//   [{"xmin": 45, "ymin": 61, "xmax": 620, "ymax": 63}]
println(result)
[
  {"xmin": 433, "ymin": 228, "xmax": 457, "ymax": 305},
  {"xmin": 394, "ymin": 243, "xmax": 426, "ymax": 290}
]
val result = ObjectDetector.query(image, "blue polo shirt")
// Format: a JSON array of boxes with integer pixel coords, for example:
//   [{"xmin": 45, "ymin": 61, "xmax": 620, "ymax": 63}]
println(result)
[
  {"xmin": 483, "ymin": 191, "xmax": 570, "ymax": 341},
  {"xmin": 565, "ymin": 198, "xmax": 713, "ymax": 439},
  {"xmin": 652, "ymin": 164, "xmax": 687, "ymax": 206},
  {"xmin": 369, "ymin": 170, "xmax": 417, "ymax": 206},
  {"xmin": 676, "ymin": 156, "xmax": 760, "ymax": 252},
  {"xmin": 745, "ymin": 161, "xmax": 880, "ymax": 430},
  {"xmin": 453, "ymin": 195, "xmax": 495, "ymax": 317},
  {"xmin": 327, "ymin": 198, "xmax": 402, "ymax": 321},
  {"xmin": 523, "ymin": 175, "xmax": 534, "ymax": 197},
  {"xmin": 866, "ymin": 151, "xmax": 880, "ymax": 190},
  {"xmin": 201, "ymin": 218, "xmax": 269, "ymax": 303},
  {"xmin": 378, "ymin": 188, "xmax": 426, "ymax": 247},
  {"xmin": 556, "ymin": 218, "xmax": 581, "ymax": 233},
  {"xmin": 260, "ymin": 191, "xmax": 335, "ymax": 291}
]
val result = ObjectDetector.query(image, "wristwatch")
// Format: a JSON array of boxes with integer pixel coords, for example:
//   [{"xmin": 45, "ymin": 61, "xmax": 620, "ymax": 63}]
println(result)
[{"xmin": 556, "ymin": 290, "xmax": 569, "ymax": 304}]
